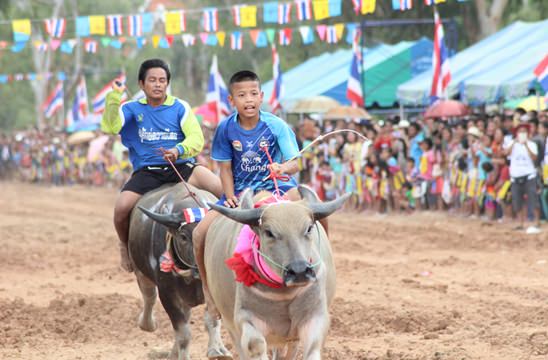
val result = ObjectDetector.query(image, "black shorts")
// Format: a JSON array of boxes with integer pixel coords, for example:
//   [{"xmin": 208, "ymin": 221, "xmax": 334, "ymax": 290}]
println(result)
[
  {"xmin": 122, "ymin": 162, "xmax": 197, "ymax": 195},
  {"xmin": 511, "ymin": 176, "xmax": 538, "ymax": 213}
]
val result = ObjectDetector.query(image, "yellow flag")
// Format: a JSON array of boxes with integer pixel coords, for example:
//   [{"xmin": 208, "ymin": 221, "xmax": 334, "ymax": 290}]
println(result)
[
  {"xmin": 312, "ymin": 0, "xmax": 330, "ymax": 20},
  {"xmin": 240, "ymin": 5, "xmax": 257, "ymax": 28},
  {"xmin": 165, "ymin": 12, "xmax": 182, "ymax": 35},
  {"xmin": 89, "ymin": 16, "xmax": 106, "ymax": 35},
  {"xmin": 216, "ymin": 32, "xmax": 226, "ymax": 47},
  {"xmin": 435, "ymin": 0, "xmax": 446, "ymax": 3},
  {"xmin": 152, "ymin": 35, "xmax": 161, "ymax": 48},
  {"xmin": 334, "ymin": 23, "xmax": 345, "ymax": 40},
  {"xmin": 12, "ymin": 19, "xmax": 31, "ymax": 38},
  {"xmin": 361, "ymin": 0, "xmax": 376, "ymax": 14}
]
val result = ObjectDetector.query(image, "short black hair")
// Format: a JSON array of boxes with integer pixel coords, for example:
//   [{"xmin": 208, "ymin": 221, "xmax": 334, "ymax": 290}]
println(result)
[
  {"xmin": 229, "ymin": 70, "xmax": 260, "ymax": 91},
  {"xmin": 138, "ymin": 59, "xmax": 171, "ymax": 83}
]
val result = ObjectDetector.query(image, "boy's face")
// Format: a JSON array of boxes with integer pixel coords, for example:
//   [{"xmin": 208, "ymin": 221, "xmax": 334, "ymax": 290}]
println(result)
[{"xmin": 228, "ymin": 80, "xmax": 263, "ymax": 120}]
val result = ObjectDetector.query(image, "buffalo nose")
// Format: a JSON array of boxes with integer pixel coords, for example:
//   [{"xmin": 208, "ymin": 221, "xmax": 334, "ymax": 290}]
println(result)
[{"xmin": 283, "ymin": 261, "xmax": 316, "ymax": 287}]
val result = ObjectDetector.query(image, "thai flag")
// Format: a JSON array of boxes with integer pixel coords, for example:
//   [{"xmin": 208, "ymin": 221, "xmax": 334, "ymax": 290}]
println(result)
[
  {"xmin": 84, "ymin": 40, "xmax": 98, "ymax": 53},
  {"xmin": 430, "ymin": 9, "xmax": 451, "ymax": 102},
  {"xmin": 66, "ymin": 77, "xmax": 89, "ymax": 128},
  {"xmin": 392, "ymin": 0, "xmax": 412, "ymax": 10},
  {"xmin": 230, "ymin": 32, "xmax": 243, "ymax": 50},
  {"xmin": 232, "ymin": 5, "xmax": 243, "ymax": 26},
  {"xmin": 269, "ymin": 45, "xmax": 284, "ymax": 113},
  {"xmin": 43, "ymin": 81, "xmax": 64, "ymax": 118},
  {"xmin": 92, "ymin": 73, "xmax": 127, "ymax": 114},
  {"xmin": 279, "ymin": 28, "xmax": 292, "ymax": 46},
  {"xmin": 346, "ymin": 30, "xmax": 364, "ymax": 107},
  {"xmin": 44, "ymin": 18, "xmax": 66, "ymax": 38},
  {"xmin": 179, "ymin": 10, "xmax": 187, "ymax": 31},
  {"xmin": 183, "ymin": 208, "xmax": 208, "ymax": 224},
  {"xmin": 127, "ymin": 14, "xmax": 143, "ymax": 36},
  {"xmin": 182, "ymin": 34, "xmax": 196, "ymax": 47},
  {"xmin": 205, "ymin": 55, "xmax": 231, "ymax": 123},
  {"xmin": 278, "ymin": 3, "xmax": 292, "ymax": 25},
  {"xmin": 202, "ymin": 8, "xmax": 218, "ymax": 32},
  {"xmin": 533, "ymin": 54, "xmax": 548, "ymax": 93},
  {"xmin": 295, "ymin": 0, "xmax": 312, "ymax": 21},
  {"xmin": 351, "ymin": 0, "xmax": 361, "ymax": 13},
  {"xmin": 424, "ymin": 0, "xmax": 434, "ymax": 5},
  {"xmin": 326, "ymin": 26, "xmax": 338, "ymax": 44},
  {"xmin": 107, "ymin": 15, "xmax": 123, "ymax": 36}
]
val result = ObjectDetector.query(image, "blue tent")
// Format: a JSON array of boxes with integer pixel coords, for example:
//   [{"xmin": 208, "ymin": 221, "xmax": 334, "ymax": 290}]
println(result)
[
  {"xmin": 397, "ymin": 20, "xmax": 548, "ymax": 106},
  {"xmin": 262, "ymin": 38, "xmax": 433, "ymax": 110}
]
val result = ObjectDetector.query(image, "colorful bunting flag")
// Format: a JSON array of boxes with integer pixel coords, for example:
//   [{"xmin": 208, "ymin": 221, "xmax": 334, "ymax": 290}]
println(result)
[
  {"xmin": 50, "ymin": 39, "xmax": 61, "ymax": 51},
  {"xmin": 216, "ymin": 32, "xmax": 226, "ymax": 47},
  {"xmin": 232, "ymin": 5, "xmax": 244, "ymax": 26},
  {"xmin": 279, "ymin": 28, "xmax": 292, "ymax": 46},
  {"xmin": 142, "ymin": 13, "xmax": 154, "ymax": 34},
  {"xmin": 263, "ymin": 2, "xmax": 279, "ymax": 24},
  {"xmin": 136, "ymin": 37, "xmax": 146, "ymax": 49},
  {"xmin": 265, "ymin": 28, "xmax": 277, "ymax": 44},
  {"xmin": 326, "ymin": 26, "xmax": 338, "ymax": 44},
  {"xmin": 44, "ymin": 18, "xmax": 66, "ymax": 38},
  {"xmin": 165, "ymin": 11, "xmax": 186, "ymax": 34},
  {"xmin": 84, "ymin": 39, "xmax": 98, "ymax": 53},
  {"xmin": 278, "ymin": 3, "xmax": 292, "ymax": 24},
  {"xmin": 353, "ymin": 0, "xmax": 376, "ymax": 14},
  {"xmin": 89, "ymin": 15, "xmax": 106, "ymax": 35},
  {"xmin": 60, "ymin": 39, "xmax": 77, "ymax": 54},
  {"xmin": 298, "ymin": 26, "xmax": 315, "ymax": 45},
  {"xmin": 312, "ymin": 0, "xmax": 330, "ymax": 20},
  {"xmin": 182, "ymin": 34, "xmax": 196, "ymax": 47},
  {"xmin": 12, "ymin": 19, "xmax": 31, "ymax": 42},
  {"xmin": 127, "ymin": 15, "xmax": 143, "ymax": 36},
  {"xmin": 240, "ymin": 6, "xmax": 258, "ymax": 28},
  {"xmin": 76, "ymin": 16, "xmax": 90, "ymax": 37},
  {"xmin": 295, "ymin": 0, "xmax": 313, "ymax": 21},
  {"xmin": 107, "ymin": 15, "xmax": 123, "ymax": 36},
  {"xmin": 316, "ymin": 24, "xmax": 327, "ymax": 41},
  {"xmin": 392, "ymin": 0, "xmax": 413, "ymax": 11},
  {"xmin": 202, "ymin": 8, "xmax": 219, "ymax": 32},
  {"xmin": 34, "ymin": 41, "xmax": 48, "ymax": 52},
  {"xmin": 11, "ymin": 42, "xmax": 26, "ymax": 53},
  {"xmin": 230, "ymin": 32, "xmax": 243, "ymax": 50}
]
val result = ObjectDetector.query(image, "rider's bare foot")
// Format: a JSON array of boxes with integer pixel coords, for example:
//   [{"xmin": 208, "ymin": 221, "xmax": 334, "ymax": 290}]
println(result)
[{"xmin": 119, "ymin": 243, "xmax": 133, "ymax": 272}]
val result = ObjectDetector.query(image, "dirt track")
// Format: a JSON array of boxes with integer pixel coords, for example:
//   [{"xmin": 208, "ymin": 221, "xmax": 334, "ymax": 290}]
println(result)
[{"xmin": 1, "ymin": 182, "xmax": 547, "ymax": 359}]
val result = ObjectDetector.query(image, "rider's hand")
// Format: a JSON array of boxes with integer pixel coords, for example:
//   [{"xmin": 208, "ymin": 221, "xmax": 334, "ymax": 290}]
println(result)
[
  {"xmin": 163, "ymin": 148, "xmax": 179, "ymax": 162},
  {"xmin": 112, "ymin": 80, "xmax": 125, "ymax": 94},
  {"xmin": 224, "ymin": 195, "xmax": 239, "ymax": 208},
  {"xmin": 269, "ymin": 162, "xmax": 284, "ymax": 175}
]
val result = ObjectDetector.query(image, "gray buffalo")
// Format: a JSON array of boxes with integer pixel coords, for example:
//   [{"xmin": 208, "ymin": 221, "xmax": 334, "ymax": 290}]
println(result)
[
  {"xmin": 130, "ymin": 183, "xmax": 232, "ymax": 360},
  {"xmin": 205, "ymin": 186, "xmax": 349, "ymax": 360}
]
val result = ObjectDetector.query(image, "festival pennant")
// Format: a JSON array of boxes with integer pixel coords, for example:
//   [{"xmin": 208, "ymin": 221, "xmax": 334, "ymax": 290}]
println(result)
[
  {"xmin": 142, "ymin": 13, "xmax": 155, "ymax": 34},
  {"xmin": 11, "ymin": 41, "xmax": 27, "ymax": 53},
  {"xmin": 202, "ymin": 8, "xmax": 219, "ymax": 32},
  {"xmin": 298, "ymin": 26, "xmax": 315, "ymax": 45},
  {"xmin": 136, "ymin": 37, "xmax": 147, "ymax": 49},
  {"xmin": 76, "ymin": 16, "xmax": 90, "ymax": 37},
  {"xmin": 263, "ymin": 2, "xmax": 279, "ymax": 23},
  {"xmin": 165, "ymin": 11, "xmax": 186, "ymax": 34},
  {"xmin": 240, "ymin": 6, "xmax": 258, "ymax": 28},
  {"xmin": 107, "ymin": 15, "xmax": 123, "ymax": 36},
  {"xmin": 278, "ymin": 3, "xmax": 292, "ymax": 24},
  {"xmin": 12, "ymin": 19, "xmax": 31, "ymax": 42},
  {"xmin": 216, "ymin": 32, "xmax": 226, "ymax": 47},
  {"xmin": 84, "ymin": 39, "xmax": 98, "ymax": 53},
  {"xmin": 44, "ymin": 18, "xmax": 66, "ymax": 38},
  {"xmin": 50, "ymin": 39, "xmax": 62, "ymax": 51},
  {"xmin": 232, "ymin": 5, "xmax": 244, "ymax": 26},
  {"xmin": 265, "ymin": 28, "xmax": 277, "ymax": 44},
  {"xmin": 89, "ymin": 15, "xmax": 106, "ymax": 35},
  {"xmin": 230, "ymin": 31, "xmax": 243, "ymax": 50},
  {"xmin": 181, "ymin": 34, "xmax": 196, "ymax": 47},
  {"xmin": 279, "ymin": 28, "xmax": 292, "ymax": 46},
  {"xmin": 127, "ymin": 14, "xmax": 143, "ymax": 36},
  {"xmin": 312, "ymin": 0, "xmax": 330, "ymax": 20},
  {"xmin": 329, "ymin": 0, "xmax": 343, "ymax": 17},
  {"xmin": 295, "ymin": 0, "xmax": 313, "ymax": 21},
  {"xmin": 316, "ymin": 24, "xmax": 327, "ymax": 41}
]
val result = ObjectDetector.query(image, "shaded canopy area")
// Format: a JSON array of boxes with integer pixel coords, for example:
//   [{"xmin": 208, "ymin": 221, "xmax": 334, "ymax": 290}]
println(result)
[
  {"xmin": 397, "ymin": 20, "xmax": 548, "ymax": 106},
  {"xmin": 262, "ymin": 38, "xmax": 432, "ymax": 110}
]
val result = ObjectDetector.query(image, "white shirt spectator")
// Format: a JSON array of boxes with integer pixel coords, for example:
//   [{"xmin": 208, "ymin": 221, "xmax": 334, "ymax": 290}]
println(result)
[{"xmin": 504, "ymin": 139, "xmax": 538, "ymax": 178}]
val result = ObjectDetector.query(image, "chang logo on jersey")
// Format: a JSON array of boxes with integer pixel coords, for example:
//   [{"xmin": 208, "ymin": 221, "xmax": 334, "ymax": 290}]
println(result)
[
  {"xmin": 259, "ymin": 138, "xmax": 269, "ymax": 149},
  {"xmin": 232, "ymin": 140, "xmax": 242, "ymax": 152},
  {"xmin": 137, "ymin": 113, "xmax": 144, "ymax": 122},
  {"xmin": 241, "ymin": 150, "xmax": 266, "ymax": 172}
]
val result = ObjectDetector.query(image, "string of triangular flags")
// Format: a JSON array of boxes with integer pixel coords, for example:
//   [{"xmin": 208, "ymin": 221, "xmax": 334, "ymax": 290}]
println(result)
[
  {"xmin": 1, "ymin": 21, "xmax": 365, "ymax": 57},
  {"xmin": 5, "ymin": 0, "xmax": 466, "ymax": 43}
]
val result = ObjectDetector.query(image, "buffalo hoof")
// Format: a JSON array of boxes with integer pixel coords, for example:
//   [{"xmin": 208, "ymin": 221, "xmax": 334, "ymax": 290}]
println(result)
[
  {"xmin": 138, "ymin": 312, "xmax": 157, "ymax": 332},
  {"xmin": 207, "ymin": 347, "xmax": 233, "ymax": 360}
]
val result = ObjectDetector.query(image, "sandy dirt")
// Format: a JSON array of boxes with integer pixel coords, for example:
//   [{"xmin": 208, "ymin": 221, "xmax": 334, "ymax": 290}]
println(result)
[{"xmin": 0, "ymin": 182, "xmax": 547, "ymax": 360}]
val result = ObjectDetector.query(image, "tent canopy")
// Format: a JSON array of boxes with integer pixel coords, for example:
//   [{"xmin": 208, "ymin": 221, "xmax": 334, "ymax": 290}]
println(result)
[
  {"xmin": 397, "ymin": 20, "xmax": 548, "ymax": 106},
  {"xmin": 262, "ymin": 38, "xmax": 432, "ymax": 110}
]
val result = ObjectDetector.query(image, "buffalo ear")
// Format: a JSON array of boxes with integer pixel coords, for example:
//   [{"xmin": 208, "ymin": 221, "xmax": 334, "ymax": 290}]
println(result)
[
  {"xmin": 138, "ymin": 206, "xmax": 182, "ymax": 229},
  {"xmin": 308, "ymin": 193, "xmax": 351, "ymax": 221},
  {"xmin": 207, "ymin": 202, "xmax": 263, "ymax": 226},
  {"xmin": 298, "ymin": 184, "xmax": 320, "ymax": 204}
]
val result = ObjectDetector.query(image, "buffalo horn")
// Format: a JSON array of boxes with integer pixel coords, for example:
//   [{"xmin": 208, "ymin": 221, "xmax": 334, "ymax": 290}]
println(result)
[
  {"xmin": 308, "ymin": 192, "xmax": 352, "ymax": 220},
  {"xmin": 208, "ymin": 202, "xmax": 263, "ymax": 226},
  {"xmin": 138, "ymin": 206, "xmax": 182, "ymax": 229}
]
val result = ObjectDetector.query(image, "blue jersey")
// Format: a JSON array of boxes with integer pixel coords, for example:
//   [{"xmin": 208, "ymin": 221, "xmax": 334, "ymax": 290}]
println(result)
[
  {"xmin": 211, "ymin": 111, "xmax": 300, "ymax": 194},
  {"xmin": 115, "ymin": 95, "xmax": 203, "ymax": 171}
]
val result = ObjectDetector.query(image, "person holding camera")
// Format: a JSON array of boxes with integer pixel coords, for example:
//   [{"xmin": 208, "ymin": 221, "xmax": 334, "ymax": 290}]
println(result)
[{"xmin": 503, "ymin": 123, "xmax": 541, "ymax": 234}]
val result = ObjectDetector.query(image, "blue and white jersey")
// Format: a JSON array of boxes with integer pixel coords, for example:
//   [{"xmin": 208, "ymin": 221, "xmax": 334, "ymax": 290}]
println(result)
[{"xmin": 211, "ymin": 111, "xmax": 300, "ymax": 194}]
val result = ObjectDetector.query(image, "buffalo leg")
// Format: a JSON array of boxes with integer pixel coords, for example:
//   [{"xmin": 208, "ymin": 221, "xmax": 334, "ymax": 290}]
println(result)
[
  {"xmin": 136, "ymin": 271, "xmax": 157, "ymax": 332},
  {"xmin": 299, "ymin": 314, "xmax": 328, "ymax": 360},
  {"xmin": 158, "ymin": 289, "xmax": 192, "ymax": 360},
  {"xmin": 204, "ymin": 311, "xmax": 233, "ymax": 359}
]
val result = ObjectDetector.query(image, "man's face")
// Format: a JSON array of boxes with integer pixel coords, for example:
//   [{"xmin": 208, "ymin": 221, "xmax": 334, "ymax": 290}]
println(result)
[
  {"xmin": 228, "ymin": 80, "xmax": 263, "ymax": 120},
  {"xmin": 139, "ymin": 67, "xmax": 168, "ymax": 102}
]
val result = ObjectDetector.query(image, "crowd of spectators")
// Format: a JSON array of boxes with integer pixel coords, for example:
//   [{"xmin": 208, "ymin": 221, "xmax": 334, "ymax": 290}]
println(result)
[{"xmin": 1, "ymin": 107, "xmax": 547, "ymax": 234}]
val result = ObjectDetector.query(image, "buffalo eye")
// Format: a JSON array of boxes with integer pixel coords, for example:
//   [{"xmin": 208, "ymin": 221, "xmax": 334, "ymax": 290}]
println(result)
[
  {"xmin": 305, "ymin": 224, "xmax": 314, "ymax": 236},
  {"xmin": 264, "ymin": 229, "xmax": 275, "ymax": 238}
]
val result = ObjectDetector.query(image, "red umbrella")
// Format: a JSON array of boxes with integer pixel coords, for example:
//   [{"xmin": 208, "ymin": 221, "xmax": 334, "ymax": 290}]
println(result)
[{"xmin": 423, "ymin": 100, "xmax": 470, "ymax": 119}]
